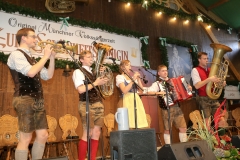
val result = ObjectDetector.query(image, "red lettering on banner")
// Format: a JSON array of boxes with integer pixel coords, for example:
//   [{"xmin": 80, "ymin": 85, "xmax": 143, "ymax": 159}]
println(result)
[
  {"xmin": 6, "ymin": 33, "xmax": 15, "ymax": 47},
  {"xmin": 84, "ymin": 45, "xmax": 93, "ymax": 52},
  {"xmin": 79, "ymin": 44, "xmax": 86, "ymax": 53},
  {"xmin": 37, "ymin": 33, "xmax": 46, "ymax": 42},
  {"xmin": 122, "ymin": 51, "xmax": 128, "ymax": 60},
  {"xmin": 108, "ymin": 50, "xmax": 114, "ymax": 57},
  {"xmin": 107, "ymin": 49, "xmax": 128, "ymax": 60}
]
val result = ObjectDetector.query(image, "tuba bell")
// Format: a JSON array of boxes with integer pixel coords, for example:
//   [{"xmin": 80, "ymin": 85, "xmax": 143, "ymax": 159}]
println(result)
[
  {"xmin": 93, "ymin": 41, "xmax": 114, "ymax": 97},
  {"xmin": 206, "ymin": 43, "xmax": 232, "ymax": 99}
]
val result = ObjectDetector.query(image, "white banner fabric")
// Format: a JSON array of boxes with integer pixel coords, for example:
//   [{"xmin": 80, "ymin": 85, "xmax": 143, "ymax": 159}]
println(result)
[{"xmin": 0, "ymin": 11, "xmax": 143, "ymax": 66}]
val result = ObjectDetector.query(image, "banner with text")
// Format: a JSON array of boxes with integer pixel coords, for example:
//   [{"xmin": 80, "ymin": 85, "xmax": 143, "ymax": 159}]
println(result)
[{"xmin": 0, "ymin": 11, "xmax": 142, "ymax": 66}]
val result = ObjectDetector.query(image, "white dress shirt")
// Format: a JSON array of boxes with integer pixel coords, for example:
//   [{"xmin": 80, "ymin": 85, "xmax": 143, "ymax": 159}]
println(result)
[
  {"xmin": 72, "ymin": 66, "xmax": 92, "ymax": 89},
  {"xmin": 7, "ymin": 48, "xmax": 49, "ymax": 80}
]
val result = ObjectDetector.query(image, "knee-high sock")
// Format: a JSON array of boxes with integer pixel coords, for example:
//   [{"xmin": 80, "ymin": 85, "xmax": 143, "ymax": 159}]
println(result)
[
  {"xmin": 31, "ymin": 141, "xmax": 45, "ymax": 160},
  {"xmin": 90, "ymin": 139, "xmax": 99, "ymax": 160},
  {"xmin": 78, "ymin": 139, "xmax": 87, "ymax": 160},
  {"xmin": 179, "ymin": 132, "xmax": 187, "ymax": 142},
  {"xmin": 15, "ymin": 149, "xmax": 28, "ymax": 160},
  {"xmin": 164, "ymin": 134, "xmax": 170, "ymax": 144}
]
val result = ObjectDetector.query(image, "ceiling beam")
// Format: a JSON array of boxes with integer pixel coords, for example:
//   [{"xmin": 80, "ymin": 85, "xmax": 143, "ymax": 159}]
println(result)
[
  {"xmin": 207, "ymin": 0, "xmax": 229, "ymax": 11},
  {"xmin": 199, "ymin": 22, "xmax": 219, "ymax": 43},
  {"xmin": 181, "ymin": 0, "xmax": 199, "ymax": 14}
]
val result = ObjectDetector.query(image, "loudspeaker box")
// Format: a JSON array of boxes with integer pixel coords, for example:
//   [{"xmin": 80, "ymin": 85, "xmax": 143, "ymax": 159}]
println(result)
[
  {"xmin": 110, "ymin": 129, "xmax": 157, "ymax": 160},
  {"xmin": 158, "ymin": 140, "xmax": 216, "ymax": 160}
]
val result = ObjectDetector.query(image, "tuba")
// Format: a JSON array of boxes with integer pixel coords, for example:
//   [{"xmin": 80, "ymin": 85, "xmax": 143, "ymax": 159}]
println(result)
[
  {"xmin": 93, "ymin": 41, "xmax": 114, "ymax": 97},
  {"xmin": 206, "ymin": 43, "xmax": 232, "ymax": 99}
]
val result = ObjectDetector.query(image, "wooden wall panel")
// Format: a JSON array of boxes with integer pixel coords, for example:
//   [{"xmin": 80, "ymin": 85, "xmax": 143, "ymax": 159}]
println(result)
[{"xmin": 0, "ymin": 62, "xmax": 3, "ymax": 90}]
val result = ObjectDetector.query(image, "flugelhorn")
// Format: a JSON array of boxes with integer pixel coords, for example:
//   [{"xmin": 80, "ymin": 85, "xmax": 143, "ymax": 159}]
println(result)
[{"xmin": 38, "ymin": 41, "xmax": 78, "ymax": 53}]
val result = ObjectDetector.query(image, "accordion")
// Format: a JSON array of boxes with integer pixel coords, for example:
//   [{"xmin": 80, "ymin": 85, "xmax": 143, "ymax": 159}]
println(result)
[{"xmin": 158, "ymin": 76, "xmax": 192, "ymax": 108}]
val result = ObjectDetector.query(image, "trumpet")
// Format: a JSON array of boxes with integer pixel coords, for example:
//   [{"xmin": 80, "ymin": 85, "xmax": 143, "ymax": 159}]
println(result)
[{"xmin": 38, "ymin": 41, "xmax": 78, "ymax": 53}]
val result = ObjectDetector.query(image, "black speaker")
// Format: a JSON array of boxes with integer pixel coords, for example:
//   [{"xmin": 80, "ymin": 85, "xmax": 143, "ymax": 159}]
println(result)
[
  {"xmin": 110, "ymin": 129, "xmax": 157, "ymax": 160},
  {"xmin": 158, "ymin": 140, "xmax": 216, "ymax": 160},
  {"xmin": 231, "ymin": 135, "xmax": 240, "ymax": 148},
  {"xmin": 39, "ymin": 156, "xmax": 68, "ymax": 160}
]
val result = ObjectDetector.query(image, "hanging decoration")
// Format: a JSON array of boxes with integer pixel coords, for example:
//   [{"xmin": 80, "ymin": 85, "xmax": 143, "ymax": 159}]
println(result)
[
  {"xmin": 143, "ymin": 60, "xmax": 150, "ymax": 69},
  {"xmin": 142, "ymin": 0, "xmax": 148, "ymax": 10},
  {"xmin": 227, "ymin": 27, "xmax": 232, "ymax": 34},
  {"xmin": 191, "ymin": 45, "xmax": 198, "ymax": 52},
  {"xmin": 197, "ymin": 15, "xmax": 203, "ymax": 22},
  {"xmin": 59, "ymin": 17, "xmax": 70, "ymax": 30},
  {"xmin": 159, "ymin": 37, "xmax": 167, "ymax": 46},
  {"xmin": 139, "ymin": 36, "xmax": 149, "ymax": 45}
]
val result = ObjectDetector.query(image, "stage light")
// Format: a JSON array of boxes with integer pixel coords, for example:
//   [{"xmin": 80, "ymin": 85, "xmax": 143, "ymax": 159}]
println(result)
[{"xmin": 184, "ymin": 20, "xmax": 189, "ymax": 24}]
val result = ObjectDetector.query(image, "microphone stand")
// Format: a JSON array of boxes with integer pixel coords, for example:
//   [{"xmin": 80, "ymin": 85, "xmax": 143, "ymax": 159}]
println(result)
[
  {"xmin": 119, "ymin": 67, "xmax": 144, "ymax": 129},
  {"xmin": 141, "ymin": 67, "xmax": 157, "ymax": 79},
  {"xmin": 84, "ymin": 75, "xmax": 91, "ymax": 160}
]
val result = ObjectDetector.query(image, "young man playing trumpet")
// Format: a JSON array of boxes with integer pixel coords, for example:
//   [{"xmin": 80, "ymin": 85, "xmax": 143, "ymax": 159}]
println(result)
[
  {"xmin": 147, "ymin": 65, "xmax": 192, "ymax": 144},
  {"xmin": 7, "ymin": 28, "xmax": 56, "ymax": 160},
  {"xmin": 72, "ymin": 50, "xmax": 109, "ymax": 160}
]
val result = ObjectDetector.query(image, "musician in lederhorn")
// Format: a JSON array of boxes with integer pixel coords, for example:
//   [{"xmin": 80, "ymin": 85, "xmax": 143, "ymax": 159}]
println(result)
[
  {"xmin": 72, "ymin": 50, "xmax": 108, "ymax": 160},
  {"xmin": 147, "ymin": 65, "xmax": 192, "ymax": 144},
  {"xmin": 191, "ymin": 52, "xmax": 228, "ymax": 129},
  {"xmin": 116, "ymin": 60, "xmax": 148, "ymax": 128},
  {"xmin": 7, "ymin": 28, "xmax": 56, "ymax": 160}
]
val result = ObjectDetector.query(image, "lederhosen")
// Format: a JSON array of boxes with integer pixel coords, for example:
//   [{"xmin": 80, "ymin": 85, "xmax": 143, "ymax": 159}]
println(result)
[{"xmin": 9, "ymin": 49, "xmax": 48, "ymax": 132}]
